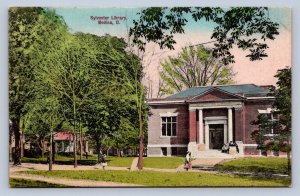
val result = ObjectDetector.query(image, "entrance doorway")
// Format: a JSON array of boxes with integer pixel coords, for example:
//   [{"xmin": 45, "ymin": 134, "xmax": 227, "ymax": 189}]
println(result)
[{"xmin": 209, "ymin": 124, "xmax": 224, "ymax": 149}]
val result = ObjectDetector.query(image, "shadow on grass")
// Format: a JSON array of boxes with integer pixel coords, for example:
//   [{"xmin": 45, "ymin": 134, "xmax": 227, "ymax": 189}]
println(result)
[
  {"xmin": 22, "ymin": 159, "xmax": 98, "ymax": 166},
  {"xmin": 10, "ymin": 178, "xmax": 70, "ymax": 188}
]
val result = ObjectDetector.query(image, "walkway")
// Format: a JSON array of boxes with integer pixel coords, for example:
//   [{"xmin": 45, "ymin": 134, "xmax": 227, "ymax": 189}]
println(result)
[{"xmin": 9, "ymin": 161, "xmax": 219, "ymax": 187}]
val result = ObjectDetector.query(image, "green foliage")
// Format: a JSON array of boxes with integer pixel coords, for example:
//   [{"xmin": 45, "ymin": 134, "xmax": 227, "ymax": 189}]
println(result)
[
  {"xmin": 158, "ymin": 45, "xmax": 234, "ymax": 96},
  {"xmin": 216, "ymin": 158, "xmax": 289, "ymax": 174},
  {"xmin": 130, "ymin": 7, "xmax": 279, "ymax": 64},
  {"xmin": 251, "ymin": 67, "xmax": 291, "ymax": 174},
  {"xmin": 273, "ymin": 67, "xmax": 291, "ymax": 126},
  {"xmin": 9, "ymin": 7, "xmax": 42, "ymax": 120},
  {"xmin": 9, "ymin": 7, "xmax": 67, "ymax": 164},
  {"xmin": 22, "ymin": 170, "xmax": 290, "ymax": 187},
  {"xmin": 272, "ymin": 67, "xmax": 292, "ymax": 173},
  {"xmin": 9, "ymin": 8, "xmax": 147, "ymax": 165}
]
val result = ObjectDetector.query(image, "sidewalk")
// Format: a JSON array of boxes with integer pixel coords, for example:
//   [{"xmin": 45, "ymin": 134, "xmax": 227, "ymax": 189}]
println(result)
[{"xmin": 9, "ymin": 162, "xmax": 216, "ymax": 187}]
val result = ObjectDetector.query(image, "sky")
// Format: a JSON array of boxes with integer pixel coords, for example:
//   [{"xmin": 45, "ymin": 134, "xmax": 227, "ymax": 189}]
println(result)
[{"xmin": 55, "ymin": 7, "xmax": 291, "ymax": 98}]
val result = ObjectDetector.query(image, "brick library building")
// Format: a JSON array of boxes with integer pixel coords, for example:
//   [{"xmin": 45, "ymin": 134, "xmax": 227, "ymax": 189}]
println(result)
[{"xmin": 147, "ymin": 84, "xmax": 281, "ymax": 158}]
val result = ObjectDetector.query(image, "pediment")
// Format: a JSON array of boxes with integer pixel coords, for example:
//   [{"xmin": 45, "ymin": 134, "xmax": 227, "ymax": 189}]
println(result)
[{"xmin": 189, "ymin": 88, "xmax": 244, "ymax": 102}]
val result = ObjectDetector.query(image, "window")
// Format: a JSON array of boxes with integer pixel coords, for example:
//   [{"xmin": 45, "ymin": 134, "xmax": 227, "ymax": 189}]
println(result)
[
  {"xmin": 161, "ymin": 116, "xmax": 177, "ymax": 136},
  {"xmin": 258, "ymin": 108, "xmax": 280, "ymax": 136},
  {"xmin": 268, "ymin": 112, "xmax": 280, "ymax": 135},
  {"xmin": 161, "ymin": 147, "xmax": 167, "ymax": 156},
  {"xmin": 171, "ymin": 147, "xmax": 178, "ymax": 156}
]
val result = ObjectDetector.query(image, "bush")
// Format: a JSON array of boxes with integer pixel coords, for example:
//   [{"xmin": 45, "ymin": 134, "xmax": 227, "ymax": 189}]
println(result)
[{"xmin": 24, "ymin": 148, "xmax": 42, "ymax": 158}]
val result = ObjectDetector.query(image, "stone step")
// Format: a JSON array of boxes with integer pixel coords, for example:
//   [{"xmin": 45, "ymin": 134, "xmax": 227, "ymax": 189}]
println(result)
[{"xmin": 192, "ymin": 150, "xmax": 235, "ymax": 159}]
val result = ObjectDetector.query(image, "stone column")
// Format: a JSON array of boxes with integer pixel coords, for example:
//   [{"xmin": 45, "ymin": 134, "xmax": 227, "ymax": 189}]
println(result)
[
  {"xmin": 205, "ymin": 123, "xmax": 209, "ymax": 150},
  {"xmin": 198, "ymin": 109, "xmax": 204, "ymax": 144},
  {"xmin": 228, "ymin": 108, "xmax": 233, "ymax": 142},
  {"xmin": 224, "ymin": 123, "xmax": 228, "ymax": 144}
]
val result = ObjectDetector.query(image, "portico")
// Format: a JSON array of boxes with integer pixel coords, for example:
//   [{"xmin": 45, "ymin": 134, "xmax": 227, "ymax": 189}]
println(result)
[{"xmin": 188, "ymin": 103, "xmax": 240, "ymax": 154}]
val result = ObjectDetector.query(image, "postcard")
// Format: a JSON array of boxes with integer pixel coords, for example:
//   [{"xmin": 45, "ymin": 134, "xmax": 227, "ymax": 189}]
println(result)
[{"xmin": 9, "ymin": 7, "xmax": 291, "ymax": 187}]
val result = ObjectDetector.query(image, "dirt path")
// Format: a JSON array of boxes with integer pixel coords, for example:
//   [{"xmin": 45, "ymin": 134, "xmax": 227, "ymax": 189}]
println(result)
[
  {"xmin": 9, "ymin": 162, "xmax": 216, "ymax": 187},
  {"xmin": 9, "ymin": 163, "xmax": 142, "ymax": 187},
  {"xmin": 9, "ymin": 163, "xmax": 130, "ymax": 173}
]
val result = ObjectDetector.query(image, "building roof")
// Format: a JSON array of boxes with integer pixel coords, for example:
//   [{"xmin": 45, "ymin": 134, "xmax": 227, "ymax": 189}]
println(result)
[
  {"xmin": 53, "ymin": 131, "xmax": 74, "ymax": 141},
  {"xmin": 167, "ymin": 84, "xmax": 271, "ymax": 99}
]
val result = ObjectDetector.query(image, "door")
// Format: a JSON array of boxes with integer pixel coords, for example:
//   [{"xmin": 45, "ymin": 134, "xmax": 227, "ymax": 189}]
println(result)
[{"xmin": 209, "ymin": 124, "xmax": 224, "ymax": 149}]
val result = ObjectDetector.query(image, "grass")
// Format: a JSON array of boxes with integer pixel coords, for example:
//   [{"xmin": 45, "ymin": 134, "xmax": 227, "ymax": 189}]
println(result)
[
  {"xmin": 22, "ymin": 155, "xmax": 134, "ymax": 167},
  {"xmin": 9, "ymin": 178, "xmax": 68, "ymax": 188},
  {"xmin": 144, "ymin": 157, "xmax": 185, "ymax": 169},
  {"xmin": 22, "ymin": 155, "xmax": 184, "ymax": 169},
  {"xmin": 21, "ymin": 170, "xmax": 291, "ymax": 187},
  {"xmin": 105, "ymin": 156, "xmax": 134, "ymax": 167},
  {"xmin": 216, "ymin": 157, "xmax": 289, "ymax": 174}
]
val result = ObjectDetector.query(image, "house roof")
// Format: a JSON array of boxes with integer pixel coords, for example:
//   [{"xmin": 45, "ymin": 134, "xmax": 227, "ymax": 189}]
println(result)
[
  {"xmin": 167, "ymin": 84, "xmax": 271, "ymax": 99},
  {"xmin": 53, "ymin": 131, "xmax": 74, "ymax": 141}
]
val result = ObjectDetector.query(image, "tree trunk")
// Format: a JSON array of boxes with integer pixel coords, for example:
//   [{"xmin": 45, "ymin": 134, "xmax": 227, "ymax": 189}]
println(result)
[
  {"xmin": 20, "ymin": 130, "xmax": 24, "ymax": 158},
  {"xmin": 137, "ymin": 109, "xmax": 144, "ymax": 170},
  {"xmin": 287, "ymin": 135, "xmax": 291, "ymax": 176},
  {"xmin": 52, "ymin": 136, "xmax": 55, "ymax": 163},
  {"xmin": 287, "ymin": 150, "xmax": 291, "ymax": 175},
  {"xmin": 79, "ymin": 128, "xmax": 83, "ymax": 160},
  {"xmin": 96, "ymin": 140, "xmax": 101, "ymax": 164},
  {"xmin": 49, "ymin": 131, "xmax": 53, "ymax": 171},
  {"xmin": 41, "ymin": 139, "xmax": 45, "ymax": 158},
  {"xmin": 73, "ymin": 133, "xmax": 77, "ymax": 168},
  {"xmin": 20, "ymin": 119, "xmax": 25, "ymax": 158},
  {"xmin": 137, "ymin": 135, "xmax": 144, "ymax": 169},
  {"xmin": 12, "ymin": 119, "xmax": 21, "ymax": 165}
]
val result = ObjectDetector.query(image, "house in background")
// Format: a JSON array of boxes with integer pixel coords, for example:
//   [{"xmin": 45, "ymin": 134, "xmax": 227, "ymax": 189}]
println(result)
[
  {"xmin": 53, "ymin": 131, "xmax": 89, "ymax": 153},
  {"xmin": 147, "ymin": 84, "xmax": 279, "ymax": 158}
]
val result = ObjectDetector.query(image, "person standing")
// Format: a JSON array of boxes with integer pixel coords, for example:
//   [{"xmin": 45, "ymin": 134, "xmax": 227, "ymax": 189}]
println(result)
[
  {"xmin": 101, "ymin": 154, "xmax": 107, "ymax": 170},
  {"xmin": 184, "ymin": 151, "xmax": 192, "ymax": 171}
]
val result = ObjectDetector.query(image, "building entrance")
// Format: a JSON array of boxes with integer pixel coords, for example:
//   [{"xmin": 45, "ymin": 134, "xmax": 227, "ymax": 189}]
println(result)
[{"xmin": 209, "ymin": 124, "xmax": 224, "ymax": 149}]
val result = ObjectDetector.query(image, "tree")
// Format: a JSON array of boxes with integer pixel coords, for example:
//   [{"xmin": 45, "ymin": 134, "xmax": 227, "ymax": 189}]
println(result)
[
  {"xmin": 72, "ymin": 33, "xmax": 142, "ymax": 163},
  {"xmin": 8, "ymin": 7, "xmax": 56, "ymax": 165},
  {"xmin": 122, "ymin": 54, "xmax": 147, "ymax": 169},
  {"xmin": 273, "ymin": 67, "xmax": 291, "ymax": 174},
  {"xmin": 130, "ymin": 7, "xmax": 279, "ymax": 65},
  {"xmin": 35, "ymin": 34, "xmax": 104, "ymax": 168},
  {"xmin": 25, "ymin": 96, "xmax": 62, "ymax": 171},
  {"xmin": 9, "ymin": 7, "xmax": 68, "ymax": 165},
  {"xmin": 158, "ymin": 45, "xmax": 234, "ymax": 96},
  {"xmin": 251, "ymin": 67, "xmax": 291, "ymax": 175}
]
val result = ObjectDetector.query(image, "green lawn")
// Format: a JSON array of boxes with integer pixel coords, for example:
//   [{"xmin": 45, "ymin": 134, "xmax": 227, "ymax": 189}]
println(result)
[
  {"xmin": 216, "ymin": 157, "xmax": 289, "ymax": 174},
  {"xmin": 22, "ymin": 156, "xmax": 184, "ymax": 169},
  {"xmin": 20, "ymin": 170, "xmax": 290, "ymax": 187},
  {"xmin": 10, "ymin": 178, "xmax": 68, "ymax": 188},
  {"xmin": 22, "ymin": 155, "xmax": 134, "ymax": 167},
  {"xmin": 144, "ymin": 157, "xmax": 185, "ymax": 169},
  {"xmin": 105, "ymin": 156, "xmax": 134, "ymax": 167}
]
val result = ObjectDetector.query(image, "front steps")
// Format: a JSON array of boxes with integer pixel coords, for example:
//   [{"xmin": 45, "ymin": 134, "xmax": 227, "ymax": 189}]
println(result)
[
  {"xmin": 190, "ymin": 150, "xmax": 237, "ymax": 169},
  {"xmin": 192, "ymin": 149, "xmax": 236, "ymax": 159}
]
